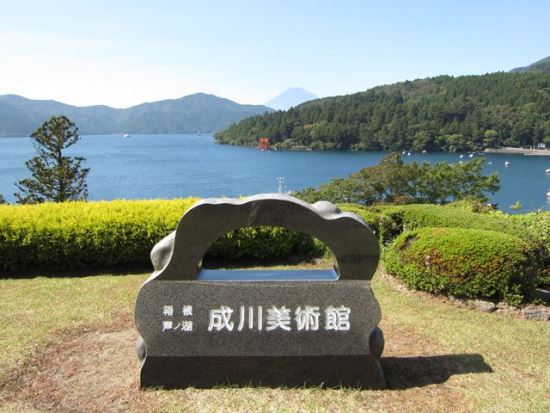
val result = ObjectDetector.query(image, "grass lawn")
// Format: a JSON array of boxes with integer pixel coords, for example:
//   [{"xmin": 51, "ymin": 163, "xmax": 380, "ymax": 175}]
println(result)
[{"xmin": 0, "ymin": 267, "xmax": 548, "ymax": 412}]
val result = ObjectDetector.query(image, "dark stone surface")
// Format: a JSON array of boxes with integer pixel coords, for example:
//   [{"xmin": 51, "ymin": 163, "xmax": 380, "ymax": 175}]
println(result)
[
  {"xmin": 141, "ymin": 356, "xmax": 386, "ymax": 389},
  {"xmin": 149, "ymin": 194, "xmax": 379, "ymax": 281},
  {"xmin": 136, "ymin": 281, "xmax": 380, "ymax": 357},
  {"xmin": 135, "ymin": 194, "xmax": 385, "ymax": 388}
]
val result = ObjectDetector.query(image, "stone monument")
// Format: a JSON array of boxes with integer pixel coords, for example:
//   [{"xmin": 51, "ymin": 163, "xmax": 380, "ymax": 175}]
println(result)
[{"xmin": 135, "ymin": 194, "xmax": 385, "ymax": 388}]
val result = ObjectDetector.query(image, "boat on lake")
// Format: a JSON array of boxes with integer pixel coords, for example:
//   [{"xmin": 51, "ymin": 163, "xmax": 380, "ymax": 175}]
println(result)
[{"xmin": 545, "ymin": 168, "xmax": 550, "ymax": 174}]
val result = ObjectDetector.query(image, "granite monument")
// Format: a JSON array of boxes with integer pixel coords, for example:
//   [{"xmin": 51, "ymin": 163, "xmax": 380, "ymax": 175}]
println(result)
[{"xmin": 135, "ymin": 194, "xmax": 385, "ymax": 388}]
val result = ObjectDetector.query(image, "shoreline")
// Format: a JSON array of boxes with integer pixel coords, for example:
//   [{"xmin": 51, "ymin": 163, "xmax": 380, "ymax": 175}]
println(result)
[
  {"xmin": 220, "ymin": 141, "xmax": 550, "ymax": 156},
  {"xmin": 484, "ymin": 147, "xmax": 550, "ymax": 156}
]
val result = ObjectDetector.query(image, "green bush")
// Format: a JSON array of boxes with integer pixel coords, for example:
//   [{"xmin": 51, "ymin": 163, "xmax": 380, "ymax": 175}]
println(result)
[
  {"xmin": 341, "ymin": 203, "xmax": 531, "ymax": 242},
  {"xmin": 511, "ymin": 211, "xmax": 550, "ymax": 286},
  {"xmin": 384, "ymin": 204, "xmax": 526, "ymax": 237},
  {"xmin": 445, "ymin": 198, "xmax": 498, "ymax": 213},
  {"xmin": 0, "ymin": 199, "xmax": 198, "ymax": 273},
  {"xmin": 205, "ymin": 226, "xmax": 325, "ymax": 261},
  {"xmin": 385, "ymin": 227, "xmax": 539, "ymax": 305},
  {"xmin": 339, "ymin": 203, "xmax": 401, "ymax": 243},
  {"xmin": 0, "ymin": 199, "xmax": 325, "ymax": 273}
]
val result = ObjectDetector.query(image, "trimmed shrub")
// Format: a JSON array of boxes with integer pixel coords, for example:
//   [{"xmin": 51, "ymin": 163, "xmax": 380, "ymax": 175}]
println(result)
[
  {"xmin": 338, "ymin": 203, "xmax": 401, "ymax": 243},
  {"xmin": 0, "ymin": 199, "xmax": 198, "ymax": 272},
  {"xmin": 205, "ymin": 227, "xmax": 326, "ymax": 261},
  {"xmin": 0, "ymin": 199, "xmax": 327, "ymax": 274},
  {"xmin": 511, "ymin": 211, "xmax": 550, "ymax": 286},
  {"xmin": 385, "ymin": 227, "xmax": 538, "ymax": 305},
  {"xmin": 383, "ymin": 204, "xmax": 526, "ymax": 237},
  {"xmin": 445, "ymin": 199, "xmax": 498, "ymax": 213},
  {"xmin": 342, "ymin": 203, "xmax": 532, "ymax": 242}
]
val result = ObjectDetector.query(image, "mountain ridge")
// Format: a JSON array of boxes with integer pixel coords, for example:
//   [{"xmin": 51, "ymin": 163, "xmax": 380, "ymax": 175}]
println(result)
[
  {"xmin": 509, "ymin": 56, "xmax": 550, "ymax": 73},
  {"xmin": 0, "ymin": 93, "xmax": 272, "ymax": 137}
]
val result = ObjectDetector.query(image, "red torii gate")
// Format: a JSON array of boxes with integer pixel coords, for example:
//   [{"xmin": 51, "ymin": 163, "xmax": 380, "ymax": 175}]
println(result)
[{"xmin": 258, "ymin": 137, "xmax": 270, "ymax": 150}]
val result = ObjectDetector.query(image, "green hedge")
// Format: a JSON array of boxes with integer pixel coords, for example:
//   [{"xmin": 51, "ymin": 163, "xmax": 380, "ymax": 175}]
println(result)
[
  {"xmin": 206, "ymin": 227, "xmax": 327, "ymax": 261},
  {"xmin": 338, "ymin": 203, "xmax": 400, "ymax": 242},
  {"xmin": 385, "ymin": 227, "xmax": 539, "ymax": 305},
  {"xmin": 341, "ymin": 203, "xmax": 539, "ymax": 244},
  {"xmin": 341, "ymin": 203, "xmax": 549, "ymax": 288},
  {"xmin": 0, "ymin": 199, "xmax": 324, "ymax": 273},
  {"xmin": 511, "ymin": 211, "xmax": 550, "ymax": 286},
  {"xmin": 2, "ymin": 198, "xmax": 546, "ymax": 294},
  {"xmin": 0, "ymin": 199, "xmax": 197, "ymax": 272},
  {"xmin": 379, "ymin": 204, "xmax": 526, "ymax": 238}
]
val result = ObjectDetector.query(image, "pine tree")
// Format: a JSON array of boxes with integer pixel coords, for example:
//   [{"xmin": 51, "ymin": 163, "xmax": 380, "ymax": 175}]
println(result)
[{"xmin": 15, "ymin": 115, "xmax": 90, "ymax": 203}]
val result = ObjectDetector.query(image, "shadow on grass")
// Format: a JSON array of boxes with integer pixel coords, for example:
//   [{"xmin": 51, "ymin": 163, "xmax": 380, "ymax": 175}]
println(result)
[
  {"xmin": 382, "ymin": 353, "xmax": 493, "ymax": 390},
  {"xmin": 139, "ymin": 354, "xmax": 492, "ymax": 390}
]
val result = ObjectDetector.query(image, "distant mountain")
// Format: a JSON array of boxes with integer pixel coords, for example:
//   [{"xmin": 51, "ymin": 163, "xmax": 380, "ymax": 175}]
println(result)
[
  {"xmin": 0, "ymin": 93, "xmax": 272, "ymax": 137},
  {"xmin": 265, "ymin": 87, "xmax": 318, "ymax": 111},
  {"xmin": 509, "ymin": 56, "xmax": 550, "ymax": 73}
]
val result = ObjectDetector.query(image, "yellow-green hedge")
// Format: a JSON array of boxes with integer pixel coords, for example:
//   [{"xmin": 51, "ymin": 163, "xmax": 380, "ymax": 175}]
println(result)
[
  {"xmin": 0, "ymin": 199, "xmax": 327, "ymax": 274},
  {"xmin": 0, "ymin": 199, "xmax": 198, "ymax": 273}
]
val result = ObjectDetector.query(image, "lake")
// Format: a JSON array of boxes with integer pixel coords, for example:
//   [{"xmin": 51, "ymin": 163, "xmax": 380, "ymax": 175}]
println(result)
[{"xmin": 1, "ymin": 134, "xmax": 549, "ymax": 212}]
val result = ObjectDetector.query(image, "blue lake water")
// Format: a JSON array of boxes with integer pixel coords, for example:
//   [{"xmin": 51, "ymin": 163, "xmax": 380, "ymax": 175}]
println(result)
[{"xmin": 1, "ymin": 133, "xmax": 549, "ymax": 212}]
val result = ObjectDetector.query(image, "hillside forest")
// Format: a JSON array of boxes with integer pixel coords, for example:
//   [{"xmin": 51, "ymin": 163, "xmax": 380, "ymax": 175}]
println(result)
[{"xmin": 215, "ymin": 72, "xmax": 550, "ymax": 152}]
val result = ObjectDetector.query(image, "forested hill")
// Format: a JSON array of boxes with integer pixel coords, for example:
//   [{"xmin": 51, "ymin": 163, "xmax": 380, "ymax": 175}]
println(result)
[
  {"xmin": 214, "ymin": 72, "xmax": 550, "ymax": 152},
  {"xmin": 0, "ymin": 93, "xmax": 272, "ymax": 137},
  {"xmin": 510, "ymin": 56, "xmax": 550, "ymax": 73}
]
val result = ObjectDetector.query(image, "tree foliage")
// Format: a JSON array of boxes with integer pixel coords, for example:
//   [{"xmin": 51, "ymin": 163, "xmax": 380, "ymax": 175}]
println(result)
[
  {"xmin": 215, "ymin": 72, "xmax": 550, "ymax": 151},
  {"xmin": 0, "ymin": 194, "xmax": 5, "ymax": 204},
  {"xmin": 15, "ymin": 115, "xmax": 90, "ymax": 203},
  {"xmin": 295, "ymin": 154, "xmax": 499, "ymax": 205}
]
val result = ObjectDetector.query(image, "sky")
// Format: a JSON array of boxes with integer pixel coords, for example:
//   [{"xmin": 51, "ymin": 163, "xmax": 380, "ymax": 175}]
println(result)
[{"xmin": 0, "ymin": 0, "xmax": 548, "ymax": 108}]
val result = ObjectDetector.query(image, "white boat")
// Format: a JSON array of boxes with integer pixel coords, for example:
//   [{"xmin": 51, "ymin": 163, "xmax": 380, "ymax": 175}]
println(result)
[
  {"xmin": 545, "ymin": 168, "xmax": 550, "ymax": 174},
  {"xmin": 505, "ymin": 161, "xmax": 511, "ymax": 167},
  {"xmin": 123, "ymin": 133, "xmax": 130, "ymax": 138},
  {"xmin": 407, "ymin": 152, "xmax": 411, "ymax": 156},
  {"xmin": 469, "ymin": 153, "xmax": 474, "ymax": 158},
  {"xmin": 459, "ymin": 154, "xmax": 464, "ymax": 159},
  {"xmin": 547, "ymin": 189, "xmax": 550, "ymax": 198}
]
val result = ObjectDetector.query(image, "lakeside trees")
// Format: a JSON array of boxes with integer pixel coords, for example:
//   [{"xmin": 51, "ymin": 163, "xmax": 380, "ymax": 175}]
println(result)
[
  {"xmin": 295, "ymin": 154, "xmax": 500, "ymax": 205},
  {"xmin": 15, "ymin": 115, "xmax": 90, "ymax": 203},
  {"xmin": 215, "ymin": 72, "xmax": 550, "ymax": 151}
]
